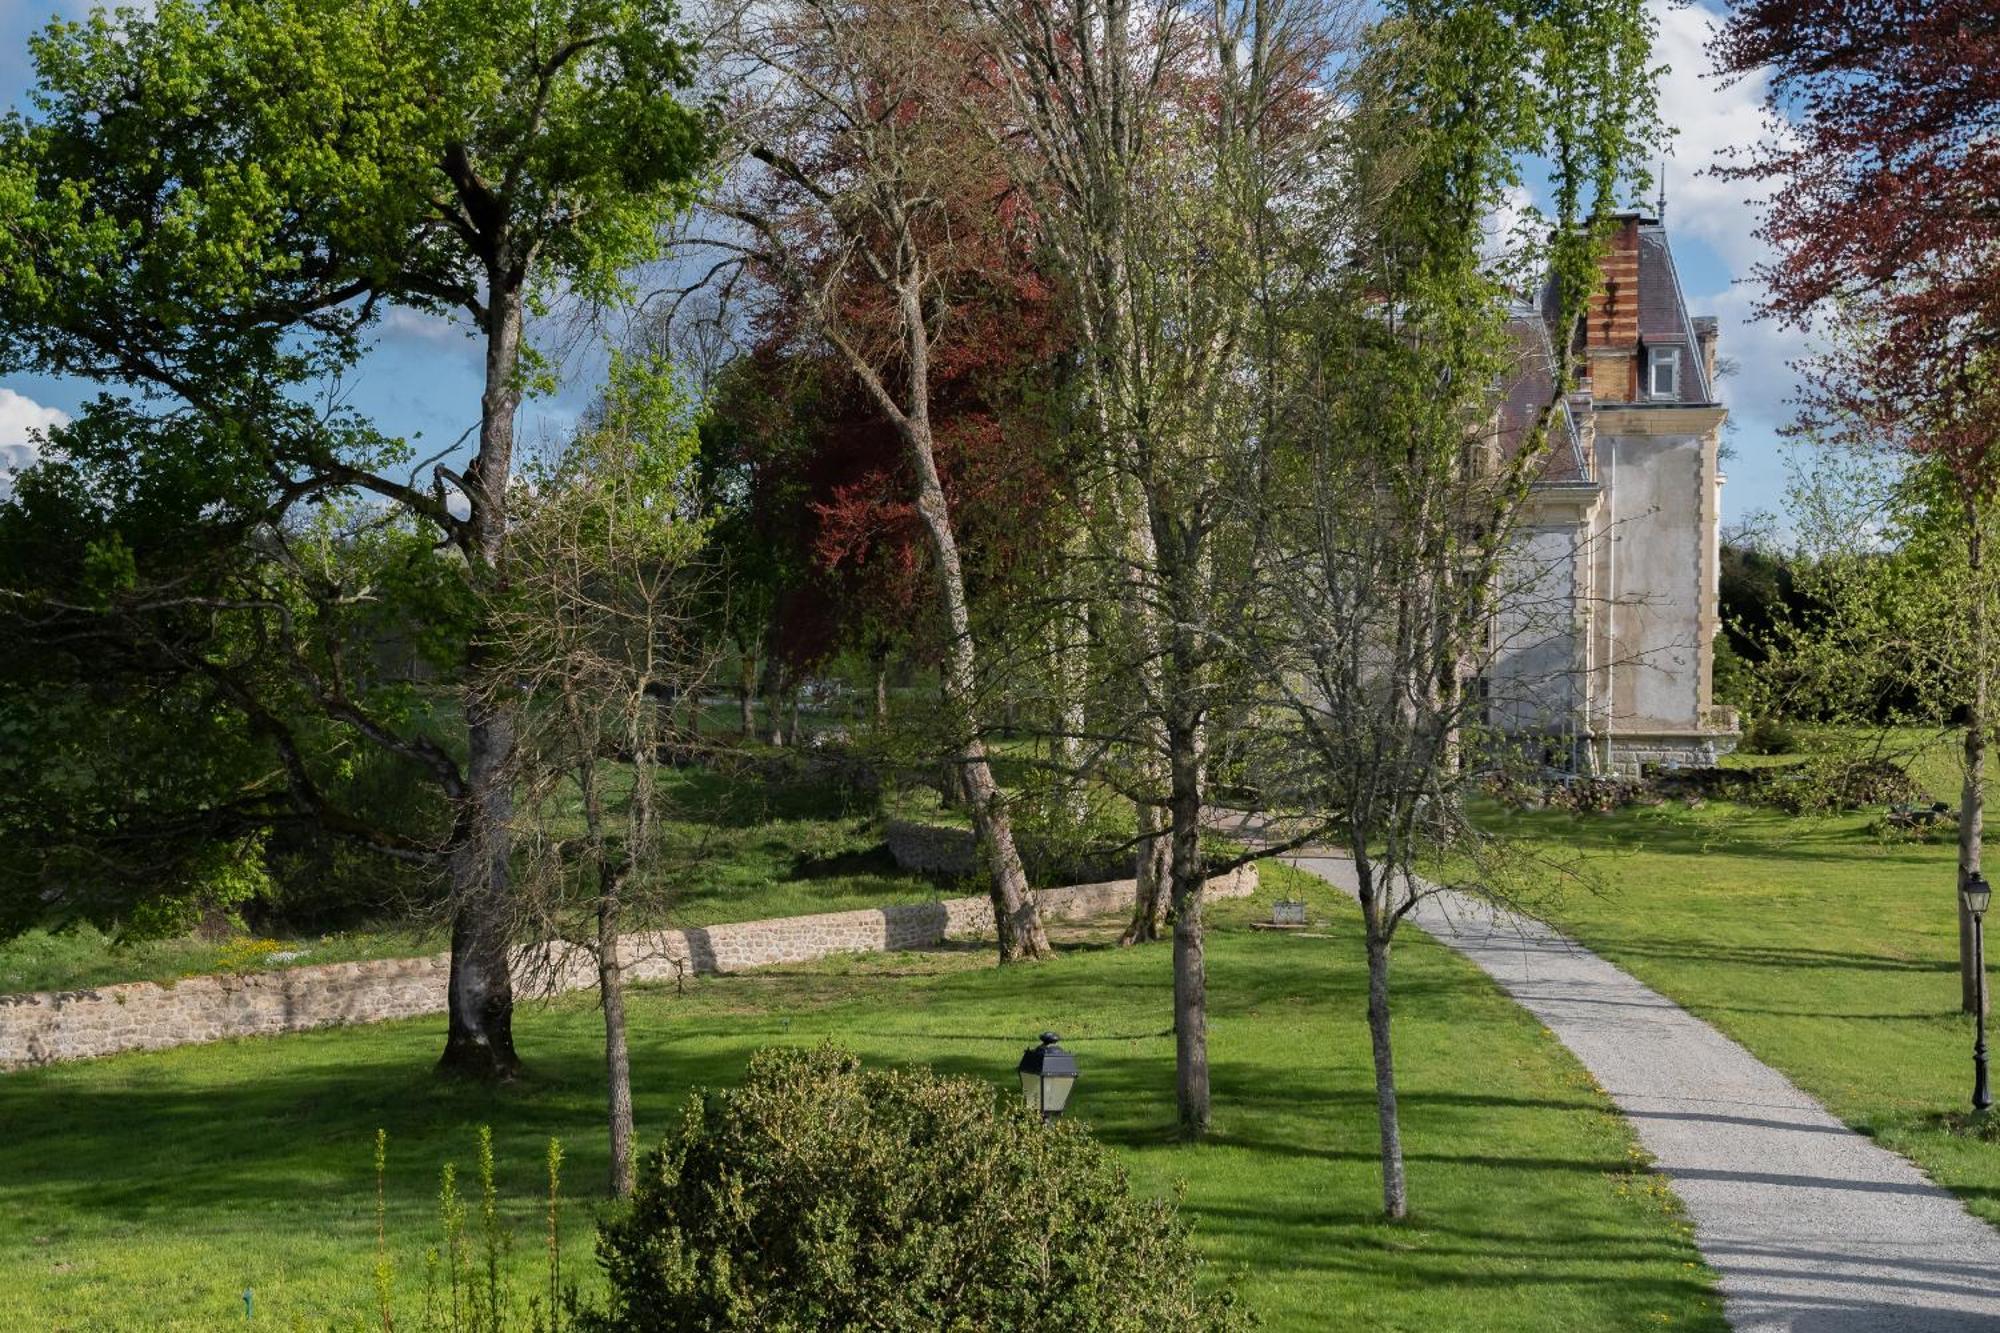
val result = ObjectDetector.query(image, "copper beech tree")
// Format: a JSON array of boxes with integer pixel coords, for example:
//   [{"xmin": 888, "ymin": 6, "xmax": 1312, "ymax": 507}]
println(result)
[
  {"xmin": 704, "ymin": 0, "xmax": 1064, "ymax": 961},
  {"xmin": 696, "ymin": 253, "xmax": 1073, "ymax": 744},
  {"xmin": 1714, "ymin": 0, "xmax": 2000, "ymax": 1012}
]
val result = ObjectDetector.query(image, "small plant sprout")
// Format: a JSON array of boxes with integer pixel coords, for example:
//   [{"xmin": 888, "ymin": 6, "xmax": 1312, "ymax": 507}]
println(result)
[{"xmin": 375, "ymin": 1129, "xmax": 394, "ymax": 1332}]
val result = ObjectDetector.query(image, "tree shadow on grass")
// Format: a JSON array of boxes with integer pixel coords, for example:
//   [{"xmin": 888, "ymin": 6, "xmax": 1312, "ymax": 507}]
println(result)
[
  {"xmin": 1698, "ymin": 1003, "xmax": 1961, "ymax": 1022},
  {"xmin": 787, "ymin": 844, "xmax": 904, "ymax": 880},
  {"xmin": 1489, "ymin": 804, "xmax": 1942, "ymax": 868},
  {"xmin": 0, "ymin": 917, "xmax": 1694, "ymax": 1318},
  {"xmin": 1572, "ymin": 938, "xmax": 1957, "ymax": 975}
]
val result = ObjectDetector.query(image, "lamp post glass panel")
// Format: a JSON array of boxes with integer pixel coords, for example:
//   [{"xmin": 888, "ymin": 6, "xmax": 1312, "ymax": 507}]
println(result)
[
  {"xmin": 1018, "ymin": 1033, "xmax": 1079, "ymax": 1120},
  {"xmin": 1965, "ymin": 874, "xmax": 1992, "ymax": 1114}
]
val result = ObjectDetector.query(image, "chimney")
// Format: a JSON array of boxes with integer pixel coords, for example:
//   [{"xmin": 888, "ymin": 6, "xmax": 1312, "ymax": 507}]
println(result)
[
  {"xmin": 1692, "ymin": 315, "xmax": 1719, "ymax": 388},
  {"xmin": 1583, "ymin": 216, "xmax": 1643, "ymax": 400}
]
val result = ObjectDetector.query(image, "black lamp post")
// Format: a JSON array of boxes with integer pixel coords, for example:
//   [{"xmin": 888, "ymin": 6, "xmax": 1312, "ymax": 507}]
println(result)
[
  {"xmin": 1964, "ymin": 874, "xmax": 1992, "ymax": 1115},
  {"xmin": 1017, "ymin": 1032, "xmax": 1079, "ymax": 1120}
]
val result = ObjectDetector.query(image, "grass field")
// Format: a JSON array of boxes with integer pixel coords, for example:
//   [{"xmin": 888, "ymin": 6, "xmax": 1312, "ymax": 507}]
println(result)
[
  {"xmin": 0, "ymin": 866, "xmax": 1725, "ymax": 1332},
  {"xmin": 1493, "ymin": 793, "xmax": 2000, "ymax": 1231}
]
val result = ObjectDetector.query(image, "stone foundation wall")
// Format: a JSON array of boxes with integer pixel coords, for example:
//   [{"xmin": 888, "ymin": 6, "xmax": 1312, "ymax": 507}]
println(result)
[
  {"xmin": 1607, "ymin": 733, "xmax": 1738, "ymax": 777},
  {"xmin": 0, "ymin": 866, "xmax": 1256, "ymax": 1071}
]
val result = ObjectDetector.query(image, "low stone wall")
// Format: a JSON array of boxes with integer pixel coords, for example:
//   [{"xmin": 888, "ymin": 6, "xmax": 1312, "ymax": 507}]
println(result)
[{"xmin": 0, "ymin": 866, "xmax": 1256, "ymax": 1071}]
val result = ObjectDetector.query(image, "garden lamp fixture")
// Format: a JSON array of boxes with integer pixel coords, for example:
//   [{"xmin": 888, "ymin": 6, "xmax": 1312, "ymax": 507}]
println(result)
[
  {"xmin": 1018, "ymin": 1032, "xmax": 1079, "ymax": 1121},
  {"xmin": 1963, "ymin": 874, "xmax": 1992, "ymax": 1114}
]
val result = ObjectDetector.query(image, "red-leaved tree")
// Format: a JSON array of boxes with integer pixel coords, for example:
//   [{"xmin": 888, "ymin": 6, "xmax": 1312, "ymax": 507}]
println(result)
[
  {"xmin": 1715, "ymin": 0, "xmax": 2000, "ymax": 1011},
  {"xmin": 708, "ymin": 0, "xmax": 1078, "ymax": 961}
]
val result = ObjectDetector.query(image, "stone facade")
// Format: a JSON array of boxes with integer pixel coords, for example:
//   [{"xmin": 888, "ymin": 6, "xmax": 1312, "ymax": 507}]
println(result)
[
  {"xmin": 0, "ymin": 866, "xmax": 1256, "ymax": 1071},
  {"xmin": 1490, "ymin": 212, "xmax": 1740, "ymax": 777}
]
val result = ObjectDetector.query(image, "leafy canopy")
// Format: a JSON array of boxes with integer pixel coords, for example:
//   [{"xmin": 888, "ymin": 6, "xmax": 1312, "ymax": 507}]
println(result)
[{"xmin": 0, "ymin": 0, "xmax": 713, "ymax": 524}]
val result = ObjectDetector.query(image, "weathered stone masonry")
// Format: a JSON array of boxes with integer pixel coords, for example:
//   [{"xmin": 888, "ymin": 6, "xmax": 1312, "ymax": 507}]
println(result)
[{"xmin": 0, "ymin": 866, "xmax": 1256, "ymax": 1071}]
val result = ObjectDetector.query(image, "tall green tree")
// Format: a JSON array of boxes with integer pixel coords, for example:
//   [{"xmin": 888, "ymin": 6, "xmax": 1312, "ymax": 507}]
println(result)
[
  {"xmin": 973, "ymin": 0, "xmax": 1363, "ymax": 1136},
  {"xmin": 1244, "ymin": 0, "xmax": 1660, "ymax": 1217},
  {"xmin": 0, "ymin": 0, "xmax": 710, "ymax": 1076}
]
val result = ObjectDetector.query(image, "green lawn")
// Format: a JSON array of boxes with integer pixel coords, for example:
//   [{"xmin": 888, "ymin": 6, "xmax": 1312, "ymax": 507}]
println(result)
[
  {"xmin": 0, "ymin": 868, "xmax": 1723, "ymax": 1332},
  {"xmin": 1494, "ymin": 796, "xmax": 2000, "ymax": 1230}
]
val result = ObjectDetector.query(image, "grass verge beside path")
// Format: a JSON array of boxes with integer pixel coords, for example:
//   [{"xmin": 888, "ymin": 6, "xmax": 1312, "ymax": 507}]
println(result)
[
  {"xmin": 0, "ymin": 866, "xmax": 1723, "ymax": 1333},
  {"xmin": 1497, "ymin": 798, "xmax": 2000, "ymax": 1230}
]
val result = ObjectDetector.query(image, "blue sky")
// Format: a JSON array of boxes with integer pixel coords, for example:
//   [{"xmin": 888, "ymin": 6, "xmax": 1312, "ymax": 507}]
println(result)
[{"xmin": 0, "ymin": 0, "xmax": 1799, "ymax": 524}]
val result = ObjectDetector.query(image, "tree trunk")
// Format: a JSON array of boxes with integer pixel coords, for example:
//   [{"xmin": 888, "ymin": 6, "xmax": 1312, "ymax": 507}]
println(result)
[
  {"xmin": 1350, "ymin": 852, "xmax": 1408, "ymax": 1218},
  {"xmin": 1366, "ymin": 926, "xmax": 1408, "ymax": 1219},
  {"xmin": 1963, "ymin": 506, "xmax": 1988, "ymax": 1015},
  {"xmin": 1122, "ymin": 799, "xmax": 1171, "ymax": 946},
  {"xmin": 786, "ymin": 687, "xmax": 802, "ymax": 747},
  {"xmin": 598, "ymin": 878, "xmax": 634, "ymax": 1198},
  {"xmin": 759, "ymin": 657, "xmax": 786, "ymax": 747},
  {"xmin": 440, "ymin": 278, "xmax": 524, "ymax": 1080},
  {"xmin": 886, "ymin": 293, "xmax": 1049, "ymax": 962},
  {"xmin": 1168, "ymin": 722, "xmax": 1208, "ymax": 1135},
  {"xmin": 872, "ymin": 642, "xmax": 890, "ymax": 725},
  {"xmin": 439, "ymin": 696, "xmax": 522, "ymax": 1079},
  {"xmin": 928, "ymin": 590, "xmax": 1046, "ymax": 961},
  {"xmin": 737, "ymin": 651, "xmax": 756, "ymax": 737}
]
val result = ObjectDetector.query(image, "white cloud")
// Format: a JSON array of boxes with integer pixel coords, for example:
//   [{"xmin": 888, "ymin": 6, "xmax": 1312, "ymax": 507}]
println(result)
[
  {"xmin": 1646, "ymin": 0, "xmax": 1812, "ymax": 442},
  {"xmin": 0, "ymin": 386, "xmax": 68, "ymax": 496},
  {"xmin": 1698, "ymin": 280, "xmax": 1810, "ymax": 425},
  {"xmin": 381, "ymin": 305, "xmax": 474, "ymax": 347},
  {"xmin": 1483, "ymin": 182, "xmax": 1536, "ymax": 265},
  {"xmin": 1648, "ymin": 0, "xmax": 1789, "ymax": 275}
]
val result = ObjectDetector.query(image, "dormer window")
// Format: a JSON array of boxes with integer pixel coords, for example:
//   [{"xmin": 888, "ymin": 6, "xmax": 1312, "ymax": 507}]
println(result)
[{"xmin": 1648, "ymin": 345, "xmax": 1680, "ymax": 399}]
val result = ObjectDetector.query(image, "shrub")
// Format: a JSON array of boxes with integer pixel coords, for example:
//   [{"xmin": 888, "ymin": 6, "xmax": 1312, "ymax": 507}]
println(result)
[
  {"xmin": 1739, "ymin": 716, "xmax": 1801, "ymax": 755},
  {"xmin": 123, "ymin": 834, "xmax": 273, "ymax": 942},
  {"xmin": 582, "ymin": 1044, "xmax": 1253, "ymax": 1333},
  {"xmin": 1546, "ymin": 776, "xmax": 1636, "ymax": 813},
  {"xmin": 1007, "ymin": 783, "xmax": 1137, "ymax": 885},
  {"xmin": 1756, "ymin": 755, "xmax": 1924, "ymax": 815}
]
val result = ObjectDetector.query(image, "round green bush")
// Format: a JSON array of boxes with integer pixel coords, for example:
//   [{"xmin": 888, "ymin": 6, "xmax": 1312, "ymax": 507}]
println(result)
[{"xmin": 581, "ymin": 1044, "xmax": 1253, "ymax": 1333}]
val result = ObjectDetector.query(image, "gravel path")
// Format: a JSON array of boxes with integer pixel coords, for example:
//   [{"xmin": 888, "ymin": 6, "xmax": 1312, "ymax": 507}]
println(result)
[{"xmin": 1290, "ymin": 851, "xmax": 2000, "ymax": 1332}]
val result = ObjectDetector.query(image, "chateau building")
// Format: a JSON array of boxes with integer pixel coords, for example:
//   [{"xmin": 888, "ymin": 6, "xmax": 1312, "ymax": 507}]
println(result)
[{"xmin": 1489, "ymin": 212, "xmax": 1738, "ymax": 775}]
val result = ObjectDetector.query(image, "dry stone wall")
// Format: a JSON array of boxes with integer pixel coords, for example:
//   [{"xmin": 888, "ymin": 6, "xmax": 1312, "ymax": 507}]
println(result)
[{"xmin": 0, "ymin": 866, "xmax": 1256, "ymax": 1071}]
